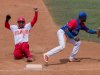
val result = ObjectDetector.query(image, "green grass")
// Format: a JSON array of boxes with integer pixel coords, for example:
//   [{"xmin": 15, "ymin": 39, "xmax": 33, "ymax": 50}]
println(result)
[{"xmin": 43, "ymin": 0, "xmax": 100, "ymax": 43}]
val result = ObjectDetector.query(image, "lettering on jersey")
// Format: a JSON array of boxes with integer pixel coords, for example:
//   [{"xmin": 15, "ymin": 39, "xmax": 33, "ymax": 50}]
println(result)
[{"xmin": 14, "ymin": 30, "xmax": 29, "ymax": 35}]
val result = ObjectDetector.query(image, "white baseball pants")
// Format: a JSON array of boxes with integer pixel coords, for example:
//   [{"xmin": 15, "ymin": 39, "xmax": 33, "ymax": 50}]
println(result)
[{"xmin": 44, "ymin": 29, "xmax": 81, "ymax": 60}]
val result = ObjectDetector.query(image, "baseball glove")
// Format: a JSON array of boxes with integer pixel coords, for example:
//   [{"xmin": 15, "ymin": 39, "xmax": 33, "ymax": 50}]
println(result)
[
  {"xmin": 97, "ymin": 28, "xmax": 100, "ymax": 38},
  {"xmin": 6, "ymin": 14, "xmax": 11, "ymax": 22}
]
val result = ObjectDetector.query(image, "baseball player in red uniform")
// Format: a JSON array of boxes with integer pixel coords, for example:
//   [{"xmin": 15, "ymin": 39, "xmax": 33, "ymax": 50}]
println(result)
[
  {"xmin": 5, "ymin": 8, "xmax": 38, "ymax": 62},
  {"xmin": 43, "ymin": 12, "xmax": 99, "ymax": 64}
]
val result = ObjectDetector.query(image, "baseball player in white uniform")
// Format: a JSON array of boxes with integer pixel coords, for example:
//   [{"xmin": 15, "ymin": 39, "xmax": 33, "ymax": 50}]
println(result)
[{"xmin": 5, "ymin": 8, "xmax": 38, "ymax": 62}]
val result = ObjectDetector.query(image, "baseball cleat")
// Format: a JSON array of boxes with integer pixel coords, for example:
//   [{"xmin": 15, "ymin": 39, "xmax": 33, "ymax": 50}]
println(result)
[
  {"xmin": 43, "ymin": 54, "xmax": 48, "ymax": 62},
  {"xmin": 26, "ymin": 57, "xmax": 33, "ymax": 62},
  {"xmin": 69, "ymin": 58, "xmax": 80, "ymax": 62},
  {"xmin": 43, "ymin": 54, "xmax": 49, "ymax": 66}
]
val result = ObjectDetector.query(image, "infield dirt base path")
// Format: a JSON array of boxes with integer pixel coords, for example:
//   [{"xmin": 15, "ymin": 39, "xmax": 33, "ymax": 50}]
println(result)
[{"xmin": 0, "ymin": 0, "xmax": 100, "ymax": 75}]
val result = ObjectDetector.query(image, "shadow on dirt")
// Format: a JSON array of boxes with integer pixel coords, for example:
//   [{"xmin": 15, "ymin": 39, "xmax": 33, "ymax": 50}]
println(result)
[
  {"xmin": 78, "ymin": 57, "xmax": 100, "ymax": 62},
  {"xmin": 46, "ymin": 57, "xmax": 100, "ymax": 66}
]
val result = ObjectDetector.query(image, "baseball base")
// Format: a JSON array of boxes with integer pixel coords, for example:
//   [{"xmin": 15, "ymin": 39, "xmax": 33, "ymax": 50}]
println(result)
[{"xmin": 25, "ymin": 64, "xmax": 43, "ymax": 70}]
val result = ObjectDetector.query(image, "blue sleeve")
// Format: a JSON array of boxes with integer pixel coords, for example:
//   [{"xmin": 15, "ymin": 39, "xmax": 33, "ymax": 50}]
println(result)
[
  {"xmin": 81, "ymin": 25, "xmax": 89, "ymax": 31},
  {"xmin": 64, "ymin": 26, "xmax": 74, "ymax": 39},
  {"xmin": 81, "ymin": 26, "xmax": 96, "ymax": 34},
  {"xmin": 65, "ymin": 30, "xmax": 74, "ymax": 39},
  {"xmin": 87, "ymin": 29, "xmax": 97, "ymax": 34}
]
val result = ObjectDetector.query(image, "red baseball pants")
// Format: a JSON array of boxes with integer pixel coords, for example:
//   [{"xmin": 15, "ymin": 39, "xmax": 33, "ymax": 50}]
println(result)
[{"xmin": 13, "ymin": 42, "xmax": 32, "ymax": 59}]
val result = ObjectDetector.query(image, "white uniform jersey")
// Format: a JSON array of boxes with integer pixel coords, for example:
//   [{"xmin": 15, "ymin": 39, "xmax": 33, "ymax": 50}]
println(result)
[{"xmin": 10, "ymin": 23, "xmax": 32, "ymax": 44}]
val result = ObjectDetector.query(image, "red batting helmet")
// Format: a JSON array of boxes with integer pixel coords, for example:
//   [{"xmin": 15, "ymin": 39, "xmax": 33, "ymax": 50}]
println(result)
[{"xmin": 17, "ymin": 17, "xmax": 25, "ymax": 22}]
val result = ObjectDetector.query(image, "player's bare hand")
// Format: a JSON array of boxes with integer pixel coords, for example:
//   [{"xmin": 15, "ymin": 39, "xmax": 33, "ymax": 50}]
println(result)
[
  {"xmin": 74, "ymin": 37, "xmax": 80, "ymax": 42},
  {"xmin": 65, "ymin": 28, "xmax": 69, "ymax": 32},
  {"xmin": 6, "ymin": 14, "xmax": 11, "ymax": 22}
]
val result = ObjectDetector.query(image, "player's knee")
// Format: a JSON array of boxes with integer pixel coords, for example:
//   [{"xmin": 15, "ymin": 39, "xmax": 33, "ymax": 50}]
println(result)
[
  {"xmin": 13, "ymin": 52, "xmax": 23, "ymax": 59},
  {"xmin": 77, "ymin": 41, "xmax": 81, "ymax": 45},
  {"xmin": 75, "ymin": 41, "xmax": 81, "ymax": 46},
  {"xmin": 59, "ymin": 45, "xmax": 65, "ymax": 50}
]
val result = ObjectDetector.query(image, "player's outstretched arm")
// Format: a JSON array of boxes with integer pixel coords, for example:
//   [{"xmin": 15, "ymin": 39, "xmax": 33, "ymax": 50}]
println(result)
[
  {"xmin": 82, "ymin": 25, "xmax": 97, "ymax": 34},
  {"xmin": 5, "ymin": 14, "xmax": 11, "ymax": 29},
  {"xmin": 86, "ymin": 29, "xmax": 97, "ymax": 34},
  {"xmin": 30, "ymin": 7, "xmax": 38, "ymax": 27},
  {"xmin": 86, "ymin": 28, "xmax": 100, "ymax": 38}
]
